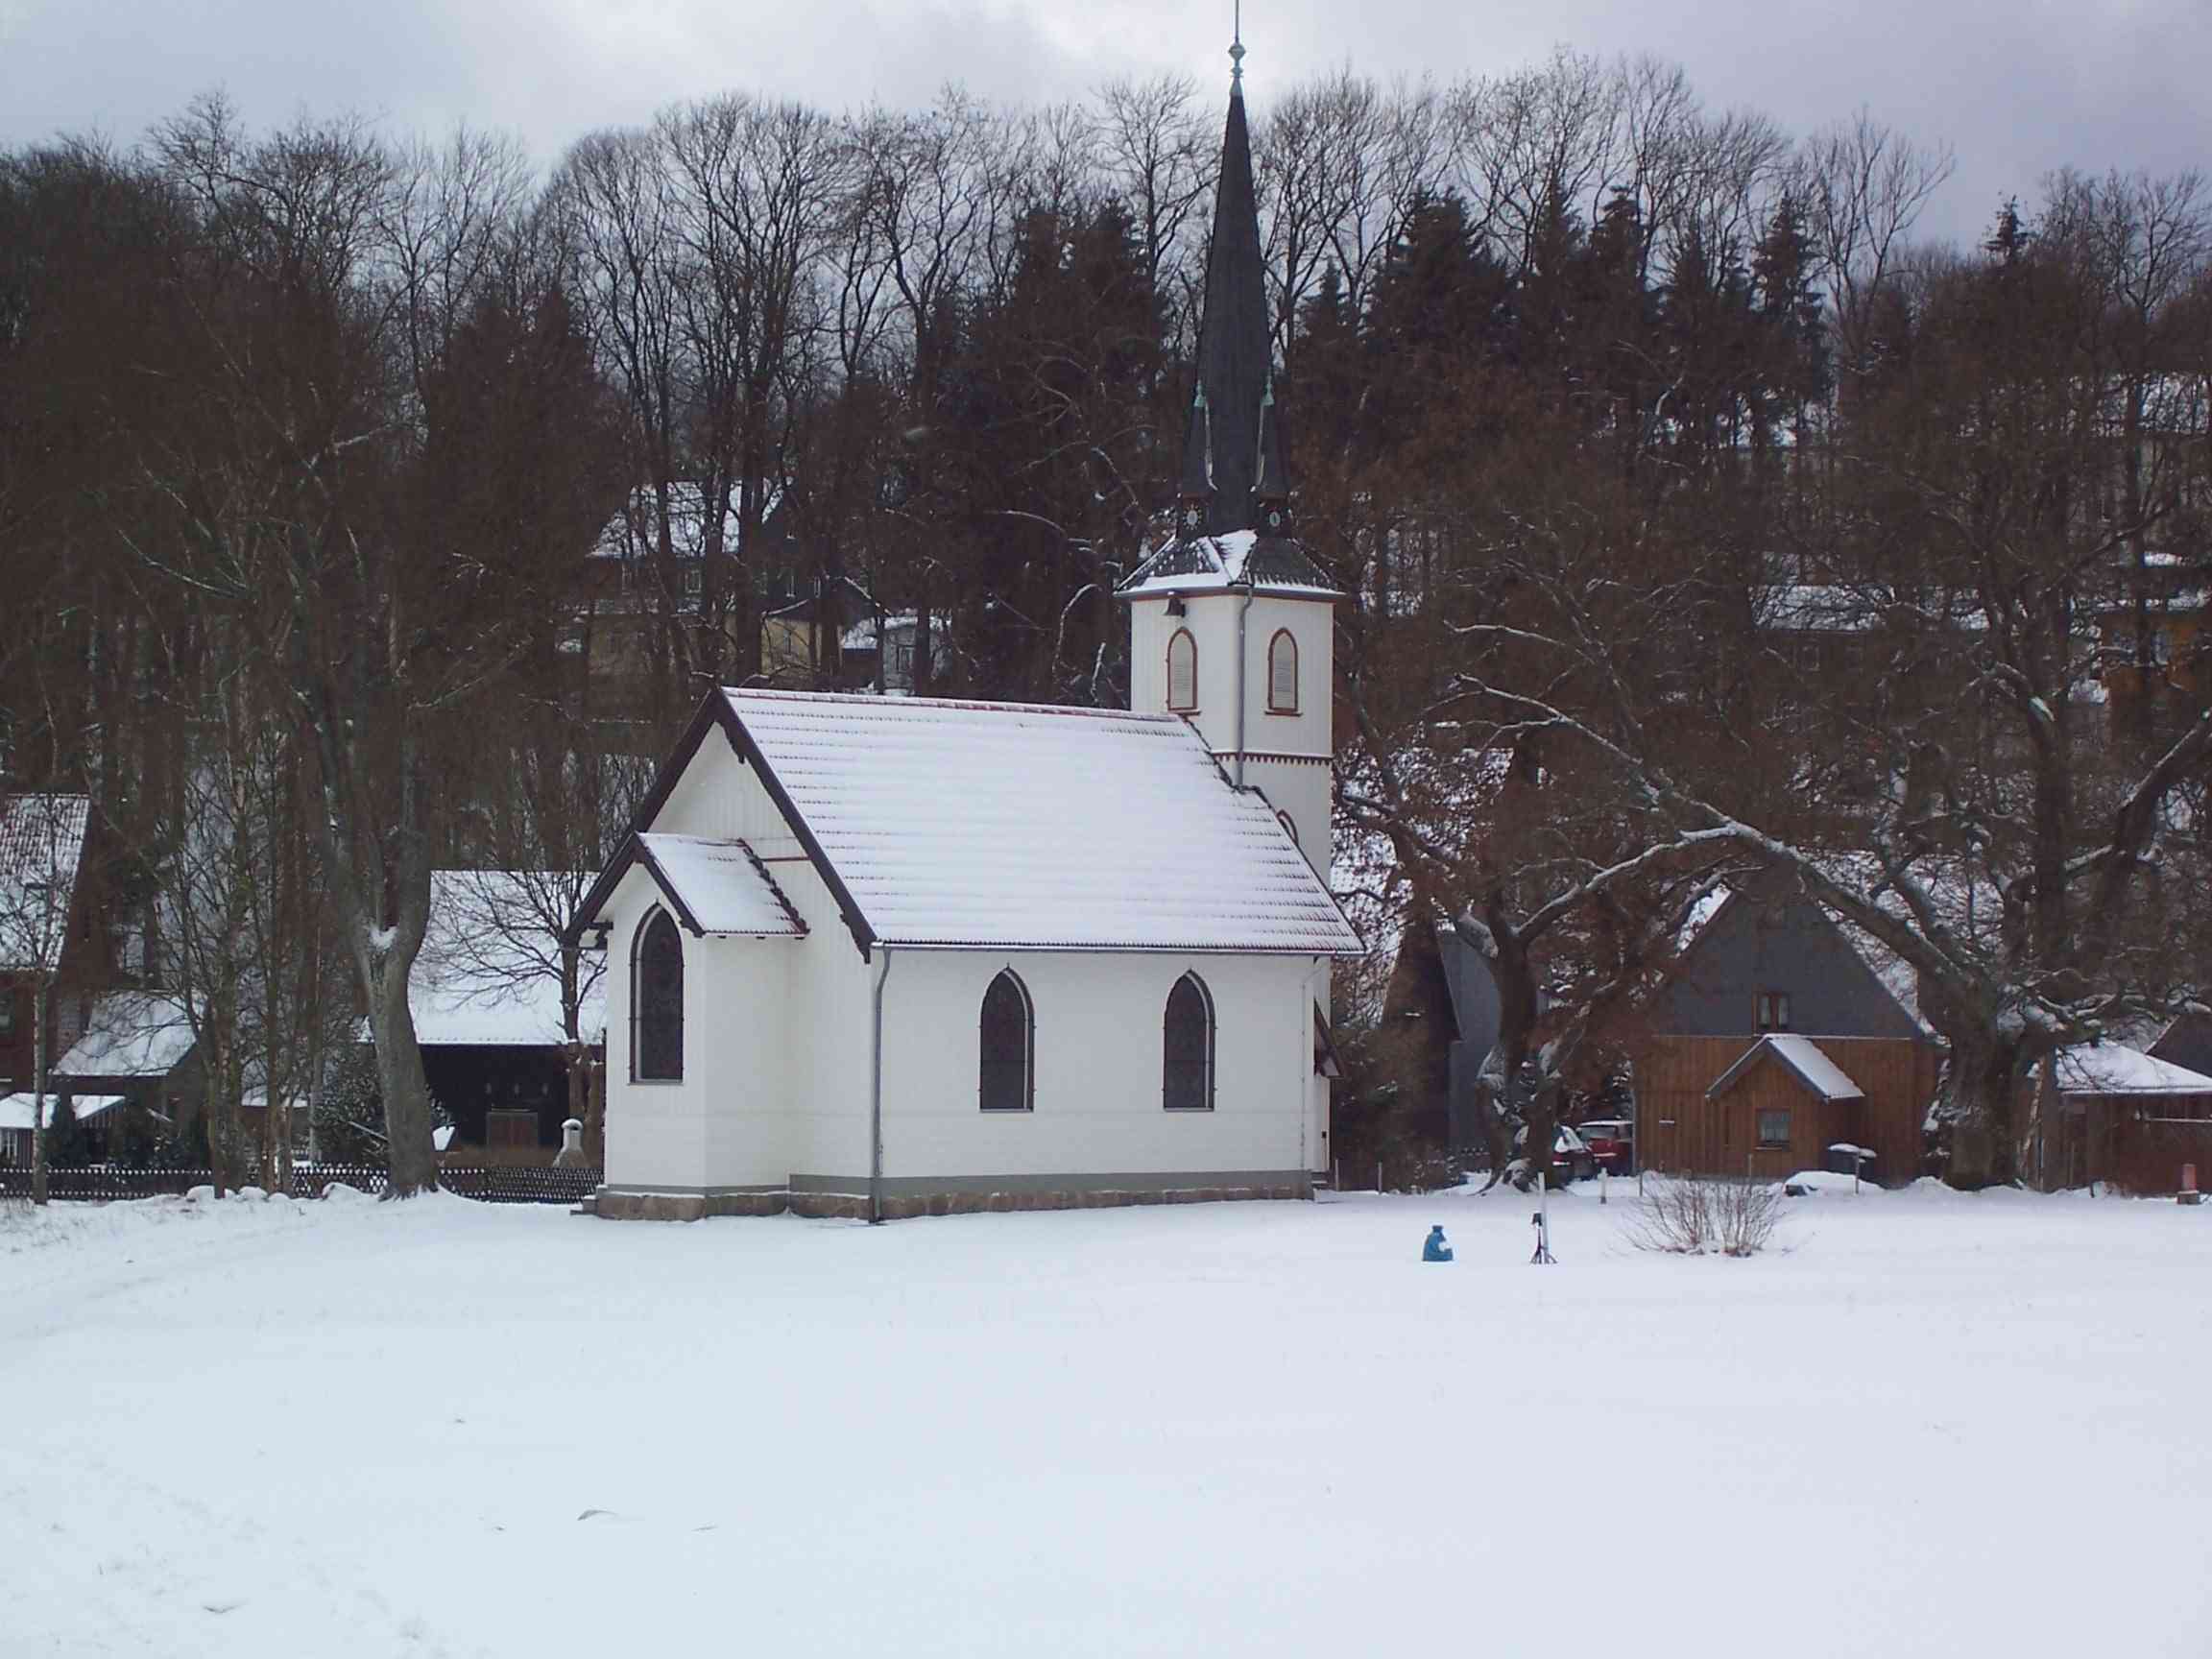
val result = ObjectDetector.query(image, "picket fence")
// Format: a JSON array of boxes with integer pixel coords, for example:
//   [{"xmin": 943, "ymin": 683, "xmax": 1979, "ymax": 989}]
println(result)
[{"xmin": 0, "ymin": 1164, "xmax": 602, "ymax": 1205}]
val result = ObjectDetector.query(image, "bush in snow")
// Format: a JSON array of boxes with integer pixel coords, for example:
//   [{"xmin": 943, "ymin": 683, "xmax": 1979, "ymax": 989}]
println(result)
[
  {"xmin": 1628, "ymin": 1176, "xmax": 1783, "ymax": 1257},
  {"xmin": 311, "ymin": 1046, "xmax": 452, "ymax": 1165}
]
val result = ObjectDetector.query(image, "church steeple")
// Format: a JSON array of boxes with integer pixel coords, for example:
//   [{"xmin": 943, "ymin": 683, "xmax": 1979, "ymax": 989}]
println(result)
[{"xmin": 1177, "ymin": 18, "xmax": 1290, "ymax": 541}]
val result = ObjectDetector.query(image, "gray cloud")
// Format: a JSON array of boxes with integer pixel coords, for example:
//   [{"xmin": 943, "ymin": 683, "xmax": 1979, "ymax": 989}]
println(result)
[{"xmin": 5, "ymin": 0, "xmax": 2206, "ymax": 244}]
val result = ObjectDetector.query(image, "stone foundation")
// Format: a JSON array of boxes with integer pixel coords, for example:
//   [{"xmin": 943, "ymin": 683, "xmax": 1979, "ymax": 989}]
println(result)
[{"xmin": 591, "ymin": 1181, "xmax": 1310, "ymax": 1223}]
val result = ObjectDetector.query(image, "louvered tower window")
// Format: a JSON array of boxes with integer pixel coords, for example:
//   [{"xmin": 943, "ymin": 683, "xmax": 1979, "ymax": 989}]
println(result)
[
  {"xmin": 1166, "ymin": 628, "xmax": 1198, "ymax": 711},
  {"xmin": 1266, "ymin": 629, "xmax": 1299, "ymax": 712}
]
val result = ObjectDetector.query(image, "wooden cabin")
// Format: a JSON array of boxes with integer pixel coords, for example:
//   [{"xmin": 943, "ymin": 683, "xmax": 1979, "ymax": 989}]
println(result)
[{"xmin": 1634, "ymin": 892, "xmax": 1940, "ymax": 1185}]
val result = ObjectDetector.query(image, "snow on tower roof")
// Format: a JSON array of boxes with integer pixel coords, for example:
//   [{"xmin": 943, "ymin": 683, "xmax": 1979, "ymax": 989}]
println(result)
[
  {"xmin": 1118, "ymin": 529, "xmax": 1341, "ymax": 598},
  {"xmin": 713, "ymin": 687, "xmax": 1362, "ymax": 954}
]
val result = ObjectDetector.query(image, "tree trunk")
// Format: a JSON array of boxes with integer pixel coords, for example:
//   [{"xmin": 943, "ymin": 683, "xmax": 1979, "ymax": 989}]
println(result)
[
  {"xmin": 1945, "ymin": 1024, "xmax": 2025, "ymax": 1190},
  {"xmin": 30, "ymin": 974, "xmax": 50, "ymax": 1208},
  {"xmin": 365, "ymin": 961, "xmax": 440, "ymax": 1197}
]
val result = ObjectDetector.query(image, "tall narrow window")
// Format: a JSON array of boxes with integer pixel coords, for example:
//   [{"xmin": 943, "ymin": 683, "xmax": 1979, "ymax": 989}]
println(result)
[
  {"xmin": 1266, "ymin": 628, "xmax": 1299, "ymax": 712},
  {"xmin": 1166, "ymin": 628, "xmax": 1198, "ymax": 711},
  {"xmin": 633, "ymin": 909, "xmax": 685, "ymax": 1081},
  {"xmin": 979, "ymin": 969, "xmax": 1034, "ymax": 1113},
  {"xmin": 1756, "ymin": 991, "xmax": 1791, "ymax": 1033},
  {"xmin": 1163, "ymin": 972, "xmax": 1214, "ymax": 1111}
]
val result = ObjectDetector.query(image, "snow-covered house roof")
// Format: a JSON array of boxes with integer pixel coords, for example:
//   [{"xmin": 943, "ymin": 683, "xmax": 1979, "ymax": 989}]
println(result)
[
  {"xmin": 580, "ymin": 689, "xmax": 1363, "ymax": 957},
  {"xmin": 1118, "ymin": 529, "xmax": 1341, "ymax": 599},
  {"xmin": 410, "ymin": 872, "xmax": 612, "ymax": 1048},
  {"xmin": 0, "ymin": 793, "xmax": 91, "ymax": 974},
  {"xmin": 57, "ymin": 992, "xmax": 196, "ymax": 1079},
  {"xmin": 1708, "ymin": 1034, "xmax": 1868, "ymax": 1103},
  {"xmin": 588, "ymin": 481, "xmax": 782, "ymax": 562},
  {"xmin": 2053, "ymin": 1043, "xmax": 2212, "ymax": 1097},
  {"xmin": 0, "ymin": 1093, "xmax": 125, "ymax": 1131}
]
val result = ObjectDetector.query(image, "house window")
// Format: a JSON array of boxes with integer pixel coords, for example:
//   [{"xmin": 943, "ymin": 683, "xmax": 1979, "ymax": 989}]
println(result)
[
  {"xmin": 1756, "ymin": 991, "xmax": 1791, "ymax": 1032},
  {"xmin": 1166, "ymin": 628, "xmax": 1198, "ymax": 711},
  {"xmin": 0, "ymin": 996, "xmax": 12, "ymax": 1039},
  {"xmin": 1266, "ymin": 629, "xmax": 1299, "ymax": 712},
  {"xmin": 632, "ymin": 909, "xmax": 685, "ymax": 1081},
  {"xmin": 1163, "ymin": 972, "xmax": 1215, "ymax": 1111},
  {"xmin": 1757, "ymin": 1107, "xmax": 1792, "ymax": 1148},
  {"xmin": 979, "ymin": 969, "xmax": 1034, "ymax": 1113},
  {"xmin": 682, "ymin": 566, "xmax": 704, "ymax": 600}
]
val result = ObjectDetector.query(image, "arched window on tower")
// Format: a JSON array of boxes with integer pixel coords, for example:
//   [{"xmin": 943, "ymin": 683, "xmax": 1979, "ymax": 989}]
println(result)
[
  {"xmin": 1166, "ymin": 628, "xmax": 1198, "ymax": 711},
  {"xmin": 979, "ymin": 969, "xmax": 1035, "ymax": 1113},
  {"xmin": 1163, "ymin": 972, "xmax": 1215, "ymax": 1111},
  {"xmin": 1266, "ymin": 629, "xmax": 1299, "ymax": 713},
  {"xmin": 633, "ymin": 908, "xmax": 685, "ymax": 1081}
]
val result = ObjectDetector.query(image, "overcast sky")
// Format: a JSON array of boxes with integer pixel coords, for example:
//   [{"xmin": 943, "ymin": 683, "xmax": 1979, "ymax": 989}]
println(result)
[{"xmin": 4, "ymin": 0, "xmax": 2207, "ymax": 245}]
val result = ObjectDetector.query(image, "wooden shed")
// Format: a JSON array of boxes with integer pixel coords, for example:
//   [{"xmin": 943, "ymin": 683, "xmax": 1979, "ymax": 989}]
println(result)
[{"xmin": 2044, "ymin": 1043, "xmax": 2212, "ymax": 1194}]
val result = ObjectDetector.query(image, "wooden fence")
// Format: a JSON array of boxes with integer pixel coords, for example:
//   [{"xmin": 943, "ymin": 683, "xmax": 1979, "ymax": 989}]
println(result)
[{"xmin": 0, "ymin": 1164, "xmax": 602, "ymax": 1205}]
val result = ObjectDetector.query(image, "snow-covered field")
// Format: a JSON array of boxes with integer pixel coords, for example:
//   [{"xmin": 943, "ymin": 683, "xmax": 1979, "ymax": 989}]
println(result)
[{"xmin": 6, "ymin": 1181, "xmax": 2207, "ymax": 1658}]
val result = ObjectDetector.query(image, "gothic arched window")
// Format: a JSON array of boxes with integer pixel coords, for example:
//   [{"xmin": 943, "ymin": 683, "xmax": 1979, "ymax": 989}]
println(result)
[
  {"xmin": 1163, "ymin": 972, "xmax": 1215, "ymax": 1112},
  {"xmin": 979, "ymin": 969, "xmax": 1034, "ymax": 1113},
  {"xmin": 1266, "ymin": 629, "xmax": 1299, "ymax": 713},
  {"xmin": 633, "ymin": 909, "xmax": 685, "ymax": 1081},
  {"xmin": 1166, "ymin": 628, "xmax": 1198, "ymax": 711}
]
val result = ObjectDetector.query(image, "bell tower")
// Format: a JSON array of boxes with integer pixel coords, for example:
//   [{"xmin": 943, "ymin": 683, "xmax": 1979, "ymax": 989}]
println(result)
[{"xmin": 1118, "ymin": 18, "xmax": 1338, "ymax": 876}]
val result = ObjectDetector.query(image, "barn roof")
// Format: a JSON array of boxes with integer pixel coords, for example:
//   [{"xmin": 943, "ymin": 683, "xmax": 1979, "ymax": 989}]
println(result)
[
  {"xmin": 0, "ymin": 793, "xmax": 91, "ymax": 974},
  {"xmin": 594, "ymin": 688, "xmax": 1361, "ymax": 956},
  {"xmin": 1709, "ymin": 1034, "xmax": 1868, "ymax": 1103},
  {"xmin": 411, "ymin": 872, "xmax": 612, "ymax": 1048}
]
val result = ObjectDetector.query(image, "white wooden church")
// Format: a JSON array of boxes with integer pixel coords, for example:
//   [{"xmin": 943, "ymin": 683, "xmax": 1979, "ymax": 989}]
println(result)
[{"xmin": 572, "ymin": 44, "xmax": 1363, "ymax": 1220}]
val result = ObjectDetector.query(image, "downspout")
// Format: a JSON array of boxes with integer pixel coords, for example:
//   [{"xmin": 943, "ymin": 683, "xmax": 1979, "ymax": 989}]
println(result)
[
  {"xmin": 1232, "ymin": 577, "xmax": 1255, "ymax": 787},
  {"xmin": 869, "ymin": 944, "xmax": 894, "ymax": 1224}
]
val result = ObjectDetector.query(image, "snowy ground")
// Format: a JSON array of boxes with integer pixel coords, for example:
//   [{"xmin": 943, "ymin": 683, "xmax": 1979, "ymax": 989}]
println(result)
[{"xmin": 6, "ymin": 1180, "xmax": 2208, "ymax": 1658}]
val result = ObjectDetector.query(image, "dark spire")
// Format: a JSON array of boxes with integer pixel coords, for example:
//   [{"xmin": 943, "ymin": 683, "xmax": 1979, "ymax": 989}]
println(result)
[{"xmin": 1177, "ymin": 28, "xmax": 1290, "ymax": 540}]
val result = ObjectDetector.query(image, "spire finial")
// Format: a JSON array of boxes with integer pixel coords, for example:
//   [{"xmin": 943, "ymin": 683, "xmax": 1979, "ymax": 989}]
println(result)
[{"xmin": 1229, "ymin": 2, "xmax": 1245, "ymax": 86}]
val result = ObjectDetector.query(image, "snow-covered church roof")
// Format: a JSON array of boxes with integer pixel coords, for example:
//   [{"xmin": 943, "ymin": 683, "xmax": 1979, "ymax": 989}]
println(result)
[
  {"xmin": 726, "ymin": 688, "xmax": 1359, "ymax": 953},
  {"xmin": 585, "ymin": 689, "xmax": 1362, "ymax": 957}
]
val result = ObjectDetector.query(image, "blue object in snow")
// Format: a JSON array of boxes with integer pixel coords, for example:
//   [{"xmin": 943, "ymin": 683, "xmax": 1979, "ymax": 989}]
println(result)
[{"xmin": 1422, "ymin": 1225, "xmax": 1454, "ymax": 1262}]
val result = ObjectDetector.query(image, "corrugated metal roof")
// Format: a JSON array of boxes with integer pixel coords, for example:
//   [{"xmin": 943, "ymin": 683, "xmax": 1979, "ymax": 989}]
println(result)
[
  {"xmin": 0, "ymin": 794, "xmax": 91, "ymax": 974},
  {"xmin": 723, "ymin": 688, "xmax": 1362, "ymax": 955}
]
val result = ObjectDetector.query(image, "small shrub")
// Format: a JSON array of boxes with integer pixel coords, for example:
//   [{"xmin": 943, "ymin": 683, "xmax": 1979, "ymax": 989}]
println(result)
[{"xmin": 1629, "ymin": 1175, "xmax": 1784, "ymax": 1257}]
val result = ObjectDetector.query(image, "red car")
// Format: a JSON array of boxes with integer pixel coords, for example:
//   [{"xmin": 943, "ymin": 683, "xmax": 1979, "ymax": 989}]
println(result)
[{"xmin": 1575, "ymin": 1118, "xmax": 1634, "ymax": 1175}]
